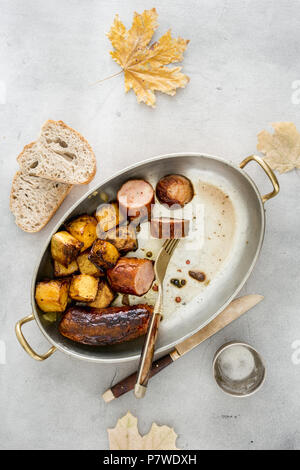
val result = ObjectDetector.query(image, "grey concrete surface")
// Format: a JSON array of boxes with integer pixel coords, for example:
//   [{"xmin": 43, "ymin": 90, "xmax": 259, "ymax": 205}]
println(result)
[{"xmin": 1, "ymin": 0, "xmax": 300, "ymax": 450}]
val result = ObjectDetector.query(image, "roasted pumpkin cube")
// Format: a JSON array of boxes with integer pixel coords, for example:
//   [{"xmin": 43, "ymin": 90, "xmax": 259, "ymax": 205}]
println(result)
[
  {"xmin": 77, "ymin": 250, "xmax": 104, "ymax": 277},
  {"xmin": 35, "ymin": 279, "xmax": 70, "ymax": 313},
  {"xmin": 69, "ymin": 274, "xmax": 99, "ymax": 302},
  {"xmin": 51, "ymin": 231, "xmax": 83, "ymax": 267},
  {"xmin": 88, "ymin": 280, "xmax": 115, "ymax": 308},
  {"xmin": 89, "ymin": 240, "xmax": 120, "ymax": 269},
  {"xmin": 95, "ymin": 202, "xmax": 126, "ymax": 232},
  {"xmin": 66, "ymin": 215, "xmax": 97, "ymax": 251},
  {"xmin": 97, "ymin": 223, "xmax": 137, "ymax": 254},
  {"xmin": 54, "ymin": 260, "xmax": 78, "ymax": 277}
]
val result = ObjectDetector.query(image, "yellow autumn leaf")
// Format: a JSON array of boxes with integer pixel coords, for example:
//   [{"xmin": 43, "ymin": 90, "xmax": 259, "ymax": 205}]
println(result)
[
  {"xmin": 142, "ymin": 423, "xmax": 179, "ymax": 450},
  {"xmin": 107, "ymin": 412, "xmax": 143, "ymax": 450},
  {"xmin": 257, "ymin": 122, "xmax": 300, "ymax": 173},
  {"xmin": 107, "ymin": 8, "xmax": 189, "ymax": 107},
  {"xmin": 107, "ymin": 412, "xmax": 179, "ymax": 450}
]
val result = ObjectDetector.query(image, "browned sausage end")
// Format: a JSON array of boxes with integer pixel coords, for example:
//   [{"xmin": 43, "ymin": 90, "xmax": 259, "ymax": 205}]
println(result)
[
  {"xmin": 107, "ymin": 257, "xmax": 155, "ymax": 296},
  {"xmin": 156, "ymin": 174, "xmax": 194, "ymax": 208}
]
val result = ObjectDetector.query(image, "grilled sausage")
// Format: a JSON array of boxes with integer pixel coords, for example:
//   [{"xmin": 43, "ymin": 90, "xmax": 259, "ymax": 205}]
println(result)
[
  {"xmin": 59, "ymin": 304, "xmax": 153, "ymax": 346},
  {"xmin": 107, "ymin": 257, "xmax": 155, "ymax": 296},
  {"xmin": 156, "ymin": 174, "xmax": 194, "ymax": 208},
  {"xmin": 117, "ymin": 179, "xmax": 154, "ymax": 221},
  {"xmin": 150, "ymin": 217, "xmax": 190, "ymax": 239}
]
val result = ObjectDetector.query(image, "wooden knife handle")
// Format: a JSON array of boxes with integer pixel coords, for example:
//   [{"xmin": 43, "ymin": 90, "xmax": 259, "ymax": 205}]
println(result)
[
  {"xmin": 105, "ymin": 353, "xmax": 174, "ymax": 401},
  {"xmin": 102, "ymin": 294, "xmax": 264, "ymax": 403}
]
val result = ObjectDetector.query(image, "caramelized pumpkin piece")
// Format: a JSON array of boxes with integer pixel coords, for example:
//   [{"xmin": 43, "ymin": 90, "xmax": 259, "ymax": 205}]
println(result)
[
  {"xmin": 66, "ymin": 215, "xmax": 97, "ymax": 251},
  {"xmin": 88, "ymin": 280, "xmax": 115, "ymax": 308},
  {"xmin": 89, "ymin": 240, "xmax": 120, "ymax": 270},
  {"xmin": 51, "ymin": 231, "xmax": 83, "ymax": 267},
  {"xmin": 54, "ymin": 260, "xmax": 78, "ymax": 277},
  {"xmin": 95, "ymin": 202, "xmax": 126, "ymax": 232},
  {"xmin": 35, "ymin": 279, "xmax": 70, "ymax": 313},
  {"xmin": 97, "ymin": 223, "xmax": 138, "ymax": 254},
  {"xmin": 77, "ymin": 250, "xmax": 104, "ymax": 277},
  {"xmin": 69, "ymin": 274, "xmax": 99, "ymax": 302}
]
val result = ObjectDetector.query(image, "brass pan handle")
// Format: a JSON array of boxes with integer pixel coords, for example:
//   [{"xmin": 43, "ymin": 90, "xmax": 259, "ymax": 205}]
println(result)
[
  {"xmin": 15, "ymin": 314, "xmax": 56, "ymax": 361},
  {"xmin": 240, "ymin": 155, "xmax": 279, "ymax": 204}
]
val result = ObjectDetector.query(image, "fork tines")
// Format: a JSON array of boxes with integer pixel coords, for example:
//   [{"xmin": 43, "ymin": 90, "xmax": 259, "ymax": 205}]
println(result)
[{"xmin": 163, "ymin": 238, "xmax": 179, "ymax": 255}]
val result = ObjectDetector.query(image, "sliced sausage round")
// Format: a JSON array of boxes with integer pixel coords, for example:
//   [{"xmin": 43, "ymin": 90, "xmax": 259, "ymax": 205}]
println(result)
[
  {"xmin": 107, "ymin": 257, "xmax": 155, "ymax": 296},
  {"xmin": 117, "ymin": 179, "xmax": 154, "ymax": 221},
  {"xmin": 156, "ymin": 174, "xmax": 194, "ymax": 208},
  {"xmin": 150, "ymin": 217, "xmax": 190, "ymax": 239}
]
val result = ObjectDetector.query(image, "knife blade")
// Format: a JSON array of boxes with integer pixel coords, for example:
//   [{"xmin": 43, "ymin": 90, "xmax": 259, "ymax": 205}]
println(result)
[{"xmin": 102, "ymin": 294, "xmax": 263, "ymax": 402}]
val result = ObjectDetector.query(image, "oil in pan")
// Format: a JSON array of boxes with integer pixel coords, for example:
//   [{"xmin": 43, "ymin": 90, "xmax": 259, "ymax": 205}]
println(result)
[{"xmin": 113, "ymin": 175, "xmax": 237, "ymax": 322}]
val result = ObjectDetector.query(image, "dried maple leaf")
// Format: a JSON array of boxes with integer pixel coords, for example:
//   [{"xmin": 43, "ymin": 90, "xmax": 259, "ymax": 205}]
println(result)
[
  {"xmin": 107, "ymin": 8, "xmax": 189, "ymax": 107},
  {"xmin": 141, "ymin": 423, "xmax": 179, "ymax": 450},
  {"xmin": 107, "ymin": 412, "xmax": 179, "ymax": 450},
  {"xmin": 107, "ymin": 412, "xmax": 142, "ymax": 450},
  {"xmin": 257, "ymin": 122, "xmax": 300, "ymax": 173}
]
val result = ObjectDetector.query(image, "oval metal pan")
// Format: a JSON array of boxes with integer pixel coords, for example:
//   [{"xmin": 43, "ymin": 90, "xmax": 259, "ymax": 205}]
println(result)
[{"xmin": 31, "ymin": 153, "xmax": 265, "ymax": 363}]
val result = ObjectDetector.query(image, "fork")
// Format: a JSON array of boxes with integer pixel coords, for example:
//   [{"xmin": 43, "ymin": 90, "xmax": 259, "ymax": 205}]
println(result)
[{"xmin": 134, "ymin": 238, "xmax": 179, "ymax": 398}]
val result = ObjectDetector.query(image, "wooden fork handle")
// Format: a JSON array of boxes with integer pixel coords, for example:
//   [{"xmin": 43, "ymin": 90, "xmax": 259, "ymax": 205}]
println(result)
[{"xmin": 134, "ymin": 312, "xmax": 162, "ymax": 398}]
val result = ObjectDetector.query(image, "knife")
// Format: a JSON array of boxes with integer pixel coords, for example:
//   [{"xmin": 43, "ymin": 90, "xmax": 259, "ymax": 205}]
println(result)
[{"xmin": 102, "ymin": 294, "xmax": 263, "ymax": 402}]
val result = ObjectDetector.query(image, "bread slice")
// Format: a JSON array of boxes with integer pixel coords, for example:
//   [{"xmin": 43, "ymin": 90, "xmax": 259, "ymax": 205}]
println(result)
[
  {"xmin": 17, "ymin": 120, "xmax": 96, "ymax": 185},
  {"xmin": 10, "ymin": 172, "xmax": 72, "ymax": 232}
]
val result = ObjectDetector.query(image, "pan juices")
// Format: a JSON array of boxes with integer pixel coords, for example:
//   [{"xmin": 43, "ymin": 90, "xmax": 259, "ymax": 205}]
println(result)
[{"xmin": 113, "ymin": 176, "xmax": 237, "ymax": 323}]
